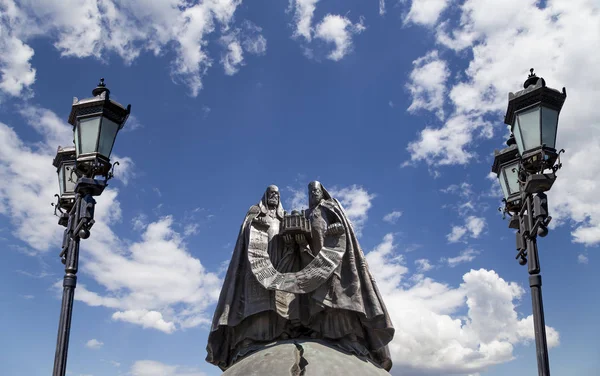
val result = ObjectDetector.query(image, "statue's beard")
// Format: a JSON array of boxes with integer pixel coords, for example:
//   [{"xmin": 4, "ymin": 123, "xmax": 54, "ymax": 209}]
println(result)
[
  {"xmin": 309, "ymin": 195, "xmax": 322, "ymax": 208},
  {"xmin": 267, "ymin": 198, "xmax": 279, "ymax": 207}
]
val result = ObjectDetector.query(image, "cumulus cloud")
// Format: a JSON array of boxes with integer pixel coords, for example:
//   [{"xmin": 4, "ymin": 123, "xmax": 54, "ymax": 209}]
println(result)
[
  {"xmin": 366, "ymin": 234, "xmax": 559, "ymax": 374},
  {"xmin": 289, "ymin": 0, "xmax": 365, "ymax": 61},
  {"xmin": 406, "ymin": 50, "xmax": 450, "ymax": 121},
  {"xmin": 130, "ymin": 360, "xmax": 206, "ymax": 376},
  {"xmin": 220, "ymin": 21, "xmax": 268, "ymax": 76},
  {"xmin": 290, "ymin": 0, "xmax": 320, "ymax": 41},
  {"xmin": 415, "ymin": 258, "xmax": 433, "ymax": 272},
  {"xmin": 314, "ymin": 14, "xmax": 365, "ymax": 61},
  {"xmin": 404, "ymin": 0, "xmax": 600, "ymax": 245},
  {"xmin": 383, "ymin": 210, "xmax": 403, "ymax": 224},
  {"xmin": 443, "ymin": 248, "xmax": 480, "ymax": 267},
  {"xmin": 577, "ymin": 254, "xmax": 589, "ymax": 265},
  {"xmin": 0, "ymin": 107, "xmax": 221, "ymax": 333},
  {"xmin": 112, "ymin": 310, "xmax": 176, "ymax": 334},
  {"xmin": 330, "ymin": 184, "xmax": 375, "ymax": 235},
  {"xmin": 404, "ymin": 0, "xmax": 451, "ymax": 26},
  {"xmin": 85, "ymin": 339, "xmax": 104, "ymax": 349},
  {"xmin": 0, "ymin": 0, "xmax": 263, "ymax": 97},
  {"xmin": 286, "ymin": 186, "xmax": 308, "ymax": 211},
  {"xmin": 221, "ymin": 34, "xmax": 244, "ymax": 75},
  {"xmin": 447, "ymin": 216, "xmax": 486, "ymax": 243},
  {"xmin": 284, "ymin": 184, "xmax": 375, "ymax": 235}
]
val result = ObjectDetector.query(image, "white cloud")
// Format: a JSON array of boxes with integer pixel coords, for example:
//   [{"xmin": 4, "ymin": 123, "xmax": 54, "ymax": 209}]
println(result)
[
  {"xmin": 441, "ymin": 182, "xmax": 474, "ymax": 198},
  {"xmin": 466, "ymin": 216, "xmax": 485, "ymax": 237},
  {"xmin": 405, "ymin": 0, "xmax": 600, "ymax": 245},
  {"xmin": 290, "ymin": 0, "xmax": 320, "ymax": 41},
  {"xmin": 407, "ymin": 113, "xmax": 492, "ymax": 166},
  {"xmin": 406, "ymin": 50, "xmax": 450, "ymax": 120},
  {"xmin": 379, "ymin": 0, "xmax": 386, "ymax": 16},
  {"xmin": 366, "ymin": 234, "xmax": 558, "ymax": 374},
  {"xmin": 0, "ymin": 34, "xmax": 36, "ymax": 97},
  {"xmin": 221, "ymin": 34, "xmax": 244, "ymax": 75},
  {"xmin": 85, "ymin": 339, "xmax": 104, "ymax": 349},
  {"xmin": 286, "ymin": 186, "xmax": 307, "ymax": 211},
  {"xmin": 447, "ymin": 216, "xmax": 486, "ymax": 243},
  {"xmin": 132, "ymin": 214, "xmax": 148, "ymax": 232},
  {"xmin": 241, "ymin": 21, "xmax": 267, "ymax": 55},
  {"xmin": 183, "ymin": 223, "xmax": 200, "ymax": 237},
  {"xmin": 405, "ymin": 0, "xmax": 451, "ymax": 26},
  {"xmin": 383, "ymin": 210, "xmax": 403, "ymax": 224},
  {"xmin": 220, "ymin": 21, "xmax": 267, "ymax": 76},
  {"xmin": 289, "ymin": 1, "xmax": 364, "ymax": 61},
  {"xmin": 443, "ymin": 248, "xmax": 480, "ymax": 267},
  {"xmin": 0, "ymin": 108, "xmax": 221, "ymax": 333},
  {"xmin": 130, "ymin": 360, "xmax": 206, "ymax": 376},
  {"xmin": 112, "ymin": 310, "xmax": 176, "ymax": 334},
  {"xmin": 366, "ymin": 234, "xmax": 409, "ymax": 296},
  {"xmin": 415, "ymin": 258, "xmax": 433, "ymax": 272},
  {"xmin": 329, "ymin": 184, "xmax": 375, "ymax": 235},
  {"xmin": 0, "ymin": 0, "xmax": 261, "ymax": 97},
  {"xmin": 577, "ymin": 254, "xmax": 589, "ymax": 265},
  {"xmin": 447, "ymin": 226, "xmax": 468, "ymax": 243},
  {"xmin": 314, "ymin": 14, "xmax": 365, "ymax": 61}
]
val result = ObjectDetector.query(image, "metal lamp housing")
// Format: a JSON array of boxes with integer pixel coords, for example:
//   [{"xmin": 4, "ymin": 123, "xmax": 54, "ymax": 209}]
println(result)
[
  {"xmin": 492, "ymin": 143, "xmax": 521, "ymax": 212},
  {"xmin": 504, "ymin": 73, "xmax": 566, "ymax": 172},
  {"xmin": 52, "ymin": 146, "xmax": 77, "ymax": 211},
  {"xmin": 68, "ymin": 80, "xmax": 131, "ymax": 177}
]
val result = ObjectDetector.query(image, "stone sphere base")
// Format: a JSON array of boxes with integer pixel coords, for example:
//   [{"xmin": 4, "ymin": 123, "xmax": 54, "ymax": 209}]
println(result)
[{"xmin": 222, "ymin": 339, "xmax": 390, "ymax": 376}]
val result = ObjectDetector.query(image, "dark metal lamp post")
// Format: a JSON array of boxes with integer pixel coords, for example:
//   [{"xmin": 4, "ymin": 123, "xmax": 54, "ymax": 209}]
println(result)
[
  {"xmin": 492, "ymin": 69, "xmax": 566, "ymax": 376},
  {"xmin": 51, "ymin": 79, "xmax": 131, "ymax": 376}
]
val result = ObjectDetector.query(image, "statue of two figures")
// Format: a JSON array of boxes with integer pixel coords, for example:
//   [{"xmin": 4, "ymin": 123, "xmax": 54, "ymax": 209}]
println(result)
[{"xmin": 206, "ymin": 182, "xmax": 394, "ymax": 372}]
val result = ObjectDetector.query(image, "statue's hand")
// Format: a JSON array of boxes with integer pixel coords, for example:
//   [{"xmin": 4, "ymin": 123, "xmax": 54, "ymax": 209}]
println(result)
[
  {"xmin": 295, "ymin": 234, "xmax": 308, "ymax": 247},
  {"xmin": 252, "ymin": 216, "xmax": 269, "ymax": 228},
  {"xmin": 326, "ymin": 223, "xmax": 344, "ymax": 236},
  {"xmin": 283, "ymin": 234, "xmax": 294, "ymax": 245}
]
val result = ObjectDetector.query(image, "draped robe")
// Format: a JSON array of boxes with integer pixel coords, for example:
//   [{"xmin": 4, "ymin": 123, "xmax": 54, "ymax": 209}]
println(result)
[
  {"xmin": 302, "ymin": 195, "xmax": 395, "ymax": 371},
  {"xmin": 206, "ymin": 194, "xmax": 296, "ymax": 370}
]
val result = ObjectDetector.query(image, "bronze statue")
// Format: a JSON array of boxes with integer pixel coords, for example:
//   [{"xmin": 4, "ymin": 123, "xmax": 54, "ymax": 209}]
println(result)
[
  {"xmin": 206, "ymin": 182, "xmax": 394, "ymax": 371},
  {"xmin": 206, "ymin": 185, "xmax": 296, "ymax": 370}
]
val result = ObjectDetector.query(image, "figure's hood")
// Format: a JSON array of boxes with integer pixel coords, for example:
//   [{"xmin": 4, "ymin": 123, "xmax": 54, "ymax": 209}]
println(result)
[{"xmin": 259, "ymin": 187, "xmax": 285, "ymax": 219}]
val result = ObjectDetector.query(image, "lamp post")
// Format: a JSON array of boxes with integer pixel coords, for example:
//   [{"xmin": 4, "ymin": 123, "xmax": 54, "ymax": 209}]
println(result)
[
  {"xmin": 492, "ymin": 69, "xmax": 566, "ymax": 376},
  {"xmin": 51, "ymin": 79, "xmax": 131, "ymax": 376}
]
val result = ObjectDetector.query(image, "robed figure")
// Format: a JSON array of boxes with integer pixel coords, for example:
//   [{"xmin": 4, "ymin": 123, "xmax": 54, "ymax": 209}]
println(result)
[
  {"xmin": 206, "ymin": 185, "xmax": 297, "ymax": 370},
  {"xmin": 206, "ymin": 182, "xmax": 394, "ymax": 372},
  {"xmin": 297, "ymin": 181, "xmax": 394, "ymax": 370}
]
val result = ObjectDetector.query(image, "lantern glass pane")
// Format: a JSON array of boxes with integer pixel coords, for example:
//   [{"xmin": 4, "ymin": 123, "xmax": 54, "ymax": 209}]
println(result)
[
  {"xmin": 64, "ymin": 164, "xmax": 77, "ymax": 194},
  {"xmin": 74, "ymin": 126, "xmax": 81, "ymax": 157},
  {"xmin": 504, "ymin": 161, "xmax": 520, "ymax": 196},
  {"xmin": 98, "ymin": 117, "xmax": 120, "ymax": 159},
  {"xmin": 79, "ymin": 117, "xmax": 101, "ymax": 154},
  {"xmin": 516, "ymin": 107, "xmax": 541, "ymax": 152},
  {"xmin": 498, "ymin": 172, "xmax": 509, "ymax": 200},
  {"xmin": 513, "ymin": 124, "xmax": 525, "ymax": 155},
  {"xmin": 58, "ymin": 165, "xmax": 65, "ymax": 195},
  {"xmin": 541, "ymin": 107, "xmax": 558, "ymax": 149}
]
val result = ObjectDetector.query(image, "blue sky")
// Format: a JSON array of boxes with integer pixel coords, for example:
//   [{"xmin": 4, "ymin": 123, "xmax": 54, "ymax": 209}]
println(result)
[{"xmin": 0, "ymin": 0, "xmax": 599, "ymax": 375}]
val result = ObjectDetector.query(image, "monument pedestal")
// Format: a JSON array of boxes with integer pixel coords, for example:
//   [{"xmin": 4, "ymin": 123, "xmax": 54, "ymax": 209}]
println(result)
[{"xmin": 222, "ymin": 339, "xmax": 391, "ymax": 376}]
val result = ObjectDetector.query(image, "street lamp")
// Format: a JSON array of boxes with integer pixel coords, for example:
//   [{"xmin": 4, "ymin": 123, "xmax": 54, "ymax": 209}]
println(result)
[
  {"xmin": 51, "ymin": 79, "xmax": 131, "ymax": 376},
  {"xmin": 492, "ymin": 136, "xmax": 521, "ymax": 213},
  {"xmin": 52, "ymin": 146, "xmax": 77, "ymax": 214},
  {"xmin": 505, "ymin": 68, "xmax": 567, "ymax": 173},
  {"xmin": 492, "ymin": 69, "xmax": 566, "ymax": 376}
]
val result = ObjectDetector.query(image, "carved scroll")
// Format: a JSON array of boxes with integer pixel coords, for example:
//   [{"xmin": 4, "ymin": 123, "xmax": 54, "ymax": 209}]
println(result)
[{"xmin": 247, "ymin": 223, "xmax": 346, "ymax": 294}]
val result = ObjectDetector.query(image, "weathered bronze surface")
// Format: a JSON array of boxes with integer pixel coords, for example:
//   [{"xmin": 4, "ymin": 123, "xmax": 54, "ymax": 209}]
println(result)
[{"xmin": 206, "ymin": 182, "xmax": 394, "ymax": 371}]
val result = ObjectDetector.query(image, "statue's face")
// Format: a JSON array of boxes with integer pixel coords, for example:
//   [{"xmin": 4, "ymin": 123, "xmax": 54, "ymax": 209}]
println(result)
[
  {"xmin": 309, "ymin": 185, "xmax": 323, "ymax": 207},
  {"xmin": 267, "ymin": 189, "xmax": 279, "ymax": 207}
]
